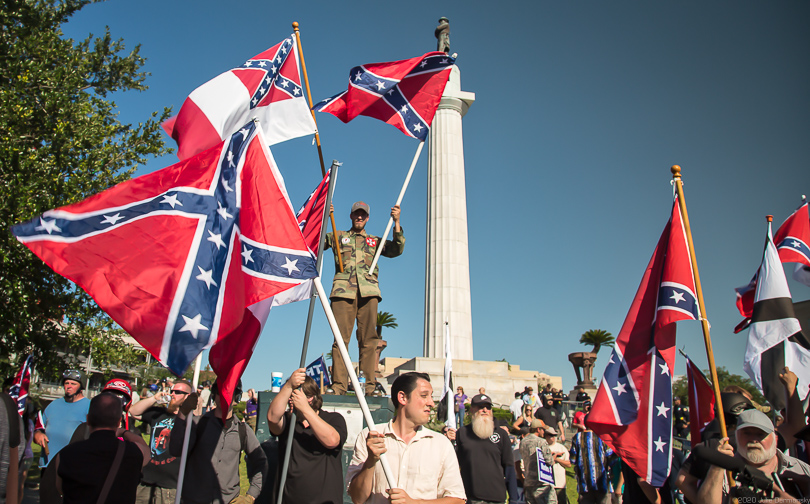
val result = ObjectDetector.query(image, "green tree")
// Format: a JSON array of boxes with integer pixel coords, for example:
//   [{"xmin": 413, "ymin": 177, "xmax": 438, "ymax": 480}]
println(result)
[
  {"xmin": 376, "ymin": 311, "xmax": 398, "ymax": 338},
  {"xmin": 579, "ymin": 329, "xmax": 615, "ymax": 354},
  {"xmin": 0, "ymin": 0, "xmax": 172, "ymax": 379},
  {"xmin": 672, "ymin": 366, "xmax": 766, "ymax": 407}
]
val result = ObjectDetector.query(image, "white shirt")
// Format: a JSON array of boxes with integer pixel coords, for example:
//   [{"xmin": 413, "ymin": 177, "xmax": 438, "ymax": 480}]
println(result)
[
  {"xmin": 510, "ymin": 398, "xmax": 525, "ymax": 420},
  {"xmin": 548, "ymin": 441, "xmax": 569, "ymax": 489},
  {"xmin": 346, "ymin": 421, "xmax": 466, "ymax": 504}
]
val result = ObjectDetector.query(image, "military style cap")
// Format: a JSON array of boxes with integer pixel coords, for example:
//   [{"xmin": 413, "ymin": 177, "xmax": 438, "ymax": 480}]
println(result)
[{"xmin": 351, "ymin": 201, "xmax": 370, "ymax": 214}]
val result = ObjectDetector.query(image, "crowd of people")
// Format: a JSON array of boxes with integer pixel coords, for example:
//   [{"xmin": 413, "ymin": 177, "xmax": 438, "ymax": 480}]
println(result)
[{"xmin": 8, "ymin": 364, "xmax": 810, "ymax": 504}]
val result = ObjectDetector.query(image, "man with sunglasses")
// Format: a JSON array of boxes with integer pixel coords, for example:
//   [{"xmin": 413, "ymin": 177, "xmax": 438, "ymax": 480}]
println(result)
[
  {"xmin": 129, "ymin": 379, "xmax": 193, "ymax": 504},
  {"xmin": 324, "ymin": 201, "xmax": 405, "ymax": 396},
  {"xmin": 33, "ymin": 369, "xmax": 90, "ymax": 470}
]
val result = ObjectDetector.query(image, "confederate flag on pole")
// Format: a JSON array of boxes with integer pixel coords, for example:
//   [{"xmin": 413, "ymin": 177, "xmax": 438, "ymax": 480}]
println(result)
[
  {"xmin": 734, "ymin": 202, "xmax": 810, "ymax": 332},
  {"xmin": 684, "ymin": 354, "xmax": 715, "ymax": 445},
  {"xmin": 12, "ymin": 121, "xmax": 317, "ymax": 376},
  {"xmin": 313, "ymin": 52, "xmax": 455, "ymax": 141},
  {"xmin": 164, "ymin": 35, "xmax": 317, "ymax": 160},
  {"xmin": 587, "ymin": 197, "xmax": 699, "ymax": 486},
  {"xmin": 8, "ymin": 355, "xmax": 33, "ymax": 415},
  {"xmin": 208, "ymin": 168, "xmax": 332, "ymax": 410}
]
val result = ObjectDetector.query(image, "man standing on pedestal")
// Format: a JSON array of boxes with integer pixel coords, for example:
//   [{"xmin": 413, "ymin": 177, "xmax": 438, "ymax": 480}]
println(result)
[{"xmin": 324, "ymin": 201, "xmax": 405, "ymax": 396}]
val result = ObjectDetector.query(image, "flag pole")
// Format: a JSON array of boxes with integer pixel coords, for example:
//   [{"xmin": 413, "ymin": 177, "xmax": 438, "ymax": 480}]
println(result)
[
  {"xmin": 368, "ymin": 140, "xmax": 424, "ymax": 273},
  {"xmin": 313, "ymin": 277, "xmax": 396, "ymax": 488},
  {"xmin": 276, "ymin": 160, "xmax": 341, "ymax": 504},
  {"xmin": 671, "ymin": 166, "xmax": 727, "ymax": 437},
  {"xmin": 293, "ymin": 21, "xmax": 343, "ymax": 273},
  {"xmin": 174, "ymin": 352, "xmax": 203, "ymax": 504},
  {"xmin": 445, "ymin": 320, "xmax": 454, "ymax": 429}
]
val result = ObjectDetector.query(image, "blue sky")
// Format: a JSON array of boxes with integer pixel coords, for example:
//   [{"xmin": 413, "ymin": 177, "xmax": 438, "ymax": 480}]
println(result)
[{"xmin": 60, "ymin": 1, "xmax": 810, "ymax": 394}]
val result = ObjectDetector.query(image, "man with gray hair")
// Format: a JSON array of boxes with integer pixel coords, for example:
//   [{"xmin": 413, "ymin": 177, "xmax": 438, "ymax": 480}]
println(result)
[
  {"xmin": 446, "ymin": 394, "xmax": 514, "ymax": 504},
  {"xmin": 697, "ymin": 409, "xmax": 810, "ymax": 503}
]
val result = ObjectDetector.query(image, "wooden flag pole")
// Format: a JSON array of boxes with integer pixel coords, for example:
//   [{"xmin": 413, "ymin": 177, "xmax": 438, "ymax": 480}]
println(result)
[
  {"xmin": 368, "ymin": 140, "xmax": 424, "ymax": 273},
  {"xmin": 174, "ymin": 353, "xmax": 203, "ymax": 504},
  {"xmin": 293, "ymin": 21, "xmax": 343, "ymax": 273},
  {"xmin": 671, "ymin": 165, "xmax": 735, "ymax": 493}
]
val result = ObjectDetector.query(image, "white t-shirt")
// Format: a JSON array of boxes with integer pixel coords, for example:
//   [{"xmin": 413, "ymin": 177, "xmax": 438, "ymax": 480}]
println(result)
[
  {"xmin": 510, "ymin": 398, "xmax": 525, "ymax": 420},
  {"xmin": 548, "ymin": 441, "xmax": 569, "ymax": 489}
]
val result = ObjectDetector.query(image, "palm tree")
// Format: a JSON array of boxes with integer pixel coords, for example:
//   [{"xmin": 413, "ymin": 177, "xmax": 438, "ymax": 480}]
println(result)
[
  {"xmin": 377, "ymin": 311, "xmax": 398, "ymax": 338},
  {"xmin": 579, "ymin": 329, "xmax": 615, "ymax": 354}
]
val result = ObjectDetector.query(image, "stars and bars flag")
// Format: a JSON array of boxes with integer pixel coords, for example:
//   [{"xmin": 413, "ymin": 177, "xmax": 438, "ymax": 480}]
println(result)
[
  {"xmin": 684, "ymin": 353, "xmax": 715, "ymax": 445},
  {"xmin": 12, "ymin": 121, "xmax": 318, "ymax": 378},
  {"xmin": 313, "ymin": 52, "xmax": 455, "ymax": 141},
  {"xmin": 208, "ymin": 168, "xmax": 332, "ymax": 411},
  {"xmin": 734, "ymin": 202, "xmax": 810, "ymax": 332},
  {"xmin": 587, "ymin": 196, "xmax": 699, "ymax": 487},
  {"xmin": 8, "ymin": 355, "xmax": 33, "ymax": 415},
  {"xmin": 743, "ymin": 219, "xmax": 810, "ymax": 411},
  {"xmin": 163, "ymin": 35, "xmax": 317, "ymax": 160}
]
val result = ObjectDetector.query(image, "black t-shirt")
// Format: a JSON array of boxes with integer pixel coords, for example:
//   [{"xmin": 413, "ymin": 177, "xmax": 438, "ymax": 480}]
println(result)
[
  {"xmin": 276, "ymin": 409, "xmax": 347, "ymax": 504},
  {"xmin": 535, "ymin": 406, "xmax": 559, "ymax": 428},
  {"xmin": 551, "ymin": 391, "xmax": 564, "ymax": 407},
  {"xmin": 57, "ymin": 429, "xmax": 143, "ymax": 504},
  {"xmin": 456, "ymin": 424, "xmax": 514, "ymax": 502},
  {"xmin": 140, "ymin": 406, "xmax": 181, "ymax": 487}
]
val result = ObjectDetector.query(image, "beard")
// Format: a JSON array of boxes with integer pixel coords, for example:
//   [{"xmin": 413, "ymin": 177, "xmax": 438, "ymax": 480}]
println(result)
[
  {"xmin": 471, "ymin": 413, "xmax": 495, "ymax": 439},
  {"xmin": 738, "ymin": 440, "xmax": 777, "ymax": 465}
]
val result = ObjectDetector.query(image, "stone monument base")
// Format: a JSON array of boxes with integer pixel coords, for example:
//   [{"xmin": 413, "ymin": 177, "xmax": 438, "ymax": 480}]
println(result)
[{"xmin": 377, "ymin": 357, "xmax": 562, "ymax": 408}]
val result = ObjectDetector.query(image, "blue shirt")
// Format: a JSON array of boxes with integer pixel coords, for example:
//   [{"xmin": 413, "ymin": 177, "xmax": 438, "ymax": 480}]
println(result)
[
  {"xmin": 40, "ymin": 396, "xmax": 89, "ymax": 466},
  {"xmin": 569, "ymin": 430, "xmax": 613, "ymax": 494}
]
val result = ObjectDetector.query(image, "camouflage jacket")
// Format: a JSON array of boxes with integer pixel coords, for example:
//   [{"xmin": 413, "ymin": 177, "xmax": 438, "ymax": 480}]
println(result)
[{"xmin": 324, "ymin": 227, "xmax": 405, "ymax": 300}]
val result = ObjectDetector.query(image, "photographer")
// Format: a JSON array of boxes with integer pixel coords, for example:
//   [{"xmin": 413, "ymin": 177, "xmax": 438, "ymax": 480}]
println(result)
[{"xmin": 696, "ymin": 409, "xmax": 810, "ymax": 504}]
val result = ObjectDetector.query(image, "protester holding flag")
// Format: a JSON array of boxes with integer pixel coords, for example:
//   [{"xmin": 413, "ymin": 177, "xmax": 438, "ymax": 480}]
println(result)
[
  {"xmin": 519, "ymin": 420, "xmax": 556, "ymax": 504},
  {"xmin": 324, "ymin": 202, "xmax": 405, "ymax": 396},
  {"xmin": 267, "ymin": 368, "xmax": 347, "ymax": 504}
]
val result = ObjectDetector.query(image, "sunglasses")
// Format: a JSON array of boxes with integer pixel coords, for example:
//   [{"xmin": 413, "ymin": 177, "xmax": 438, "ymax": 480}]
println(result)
[
  {"xmin": 476, "ymin": 404, "xmax": 492, "ymax": 410},
  {"xmin": 170, "ymin": 390, "xmax": 189, "ymax": 396}
]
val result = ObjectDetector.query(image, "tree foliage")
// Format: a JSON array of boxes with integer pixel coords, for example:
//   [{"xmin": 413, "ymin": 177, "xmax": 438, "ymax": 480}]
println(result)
[
  {"xmin": 579, "ymin": 329, "xmax": 615, "ymax": 354},
  {"xmin": 672, "ymin": 366, "xmax": 766, "ymax": 407},
  {"xmin": 0, "ymin": 0, "xmax": 172, "ymax": 379},
  {"xmin": 376, "ymin": 311, "xmax": 398, "ymax": 337}
]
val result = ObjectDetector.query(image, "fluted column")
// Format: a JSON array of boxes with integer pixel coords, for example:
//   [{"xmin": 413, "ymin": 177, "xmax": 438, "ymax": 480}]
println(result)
[{"xmin": 424, "ymin": 66, "xmax": 475, "ymax": 360}]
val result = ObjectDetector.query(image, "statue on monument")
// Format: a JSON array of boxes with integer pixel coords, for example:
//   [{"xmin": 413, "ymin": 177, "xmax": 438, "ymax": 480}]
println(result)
[
  {"xmin": 568, "ymin": 352, "xmax": 598, "ymax": 386},
  {"xmin": 435, "ymin": 17, "xmax": 450, "ymax": 54}
]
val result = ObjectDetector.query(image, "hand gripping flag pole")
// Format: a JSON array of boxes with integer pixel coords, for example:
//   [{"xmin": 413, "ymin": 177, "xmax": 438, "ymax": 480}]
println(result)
[
  {"xmin": 313, "ymin": 276, "xmax": 397, "ymax": 488},
  {"xmin": 293, "ymin": 21, "xmax": 343, "ymax": 273},
  {"xmin": 174, "ymin": 353, "xmax": 203, "ymax": 504},
  {"xmin": 276, "ymin": 160, "xmax": 341, "ymax": 504},
  {"xmin": 368, "ymin": 141, "xmax": 424, "ymax": 273}
]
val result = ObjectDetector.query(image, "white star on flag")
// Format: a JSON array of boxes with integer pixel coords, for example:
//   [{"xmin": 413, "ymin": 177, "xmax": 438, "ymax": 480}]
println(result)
[
  {"xmin": 161, "ymin": 194, "xmax": 182, "ymax": 209},
  {"xmin": 793, "ymin": 240, "xmax": 802, "ymax": 248},
  {"xmin": 375, "ymin": 80, "xmax": 386, "ymax": 91},
  {"xmin": 207, "ymin": 230, "xmax": 226, "ymax": 250},
  {"xmin": 401, "ymin": 105, "xmax": 408, "ymax": 113},
  {"xmin": 653, "ymin": 437, "xmax": 667, "ymax": 452},
  {"xmin": 354, "ymin": 71, "xmax": 362, "ymax": 81},
  {"xmin": 239, "ymin": 128, "xmax": 250, "ymax": 139},
  {"xmin": 670, "ymin": 290, "xmax": 685, "ymax": 303},
  {"xmin": 227, "ymin": 151, "xmax": 235, "ymax": 168},
  {"xmin": 258, "ymin": 61, "xmax": 266, "ymax": 67},
  {"xmin": 100, "ymin": 213, "xmax": 125, "ymax": 225},
  {"xmin": 612, "ymin": 382, "xmax": 627, "ymax": 396},
  {"xmin": 413, "ymin": 123, "xmax": 423, "ymax": 133},
  {"xmin": 222, "ymin": 180, "xmax": 234, "ymax": 193},
  {"xmin": 216, "ymin": 201, "xmax": 233, "ymax": 221},
  {"xmin": 35, "ymin": 218, "xmax": 62, "ymax": 234},
  {"xmin": 280, "ymin": 79, "xmax": 290, "ymax": 89},
  {"xmin": 244, "ymin": 61, "xmax": 252, "ymax": 67},
  {"xmin": 659, "ymin": 363, "xmax": 670, "ymax": 376},
  {"xmin": 195, "ymin": 266, "xmax": 217, "ymax": 289},
  {"xmin": 179, "ymin": 314, "xmax": 208, "ymax": 339},
  {"xmin": 655, "ymin": 402, "xmax": 670, "ymax": 417},
  {"xmin": 420, "ymin": 59, "xmax": 428, "ymax": 68},
  {"xmin": 242, "ymin": 246, "xmax": 254, "ymax": 264},
  {"xmin": 281, "ymin": 257, "xmax": 300, "ymax": 275}
]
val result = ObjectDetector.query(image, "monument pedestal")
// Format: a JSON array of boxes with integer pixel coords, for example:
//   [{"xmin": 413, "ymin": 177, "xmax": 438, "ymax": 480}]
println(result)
[{"xmin": 378, "ymin": 357, "xmax": 561, "ymax": 407}]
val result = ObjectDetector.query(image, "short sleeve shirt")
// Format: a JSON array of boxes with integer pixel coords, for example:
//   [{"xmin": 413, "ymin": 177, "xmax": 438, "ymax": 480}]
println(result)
[
  {"xmin": 346, "ymin": 422, "xmax": 465, "ymax": 504},
  {"xmin": 140, "ymin": 407, "xmax": 180, "ymax": 487},
  {"xmin": 455, "ymin": 424, "xmax": 513, "ymax": 501}
]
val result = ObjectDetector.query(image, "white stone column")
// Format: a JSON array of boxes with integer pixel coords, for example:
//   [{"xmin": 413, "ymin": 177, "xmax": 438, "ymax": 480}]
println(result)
[{"xmin": 424, "ymin": 66, "xmax": 475, "ymax": 360}]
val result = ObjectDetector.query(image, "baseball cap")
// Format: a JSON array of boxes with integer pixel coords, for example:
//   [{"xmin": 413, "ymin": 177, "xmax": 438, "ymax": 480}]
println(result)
[
  {"xmin": 351, "ymin": 201, "xmax": 370, "ymax": 214},
  {"xmin": 529, "ymin": 419, "xmax": 545, "ymax": 430},
  {"xmin": 543, "ymin": 426, "xmax": 558, "ymax": 436},
  {"xmin": 470, "ymin": 394, "xmax": 493, "ymax": 407},
  {"xmin": 735, "ymin": 409, "xmax": 774, "ymax": 434}
]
